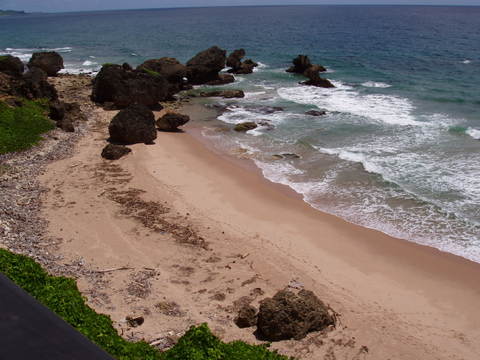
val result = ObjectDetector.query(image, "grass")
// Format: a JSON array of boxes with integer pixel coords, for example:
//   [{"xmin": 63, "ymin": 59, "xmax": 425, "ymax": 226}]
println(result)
[
  {"xmin": 0, "ymin": 248, "xmax": 292, "ymax": 360},
  {"xmin": 0, "ymin": 99, "xmax": 55, "ymax": 155},
  {"xmin": 141, "ymin": 67, "xmax": 162, "ymax": 77}
]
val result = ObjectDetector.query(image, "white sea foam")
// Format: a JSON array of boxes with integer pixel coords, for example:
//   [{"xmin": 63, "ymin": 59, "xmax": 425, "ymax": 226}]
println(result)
[
  {"xmin": 361, "ymin": 81, "xmax": 392, "ymax": 88},
  {"xmin": 253, "ymin": 62, "xmax": 268, "ymax": 72},
  {"xmin": 278, "ymin": 81, "xmax": 418, "ymax": 126},
  {"xmin": 466, "ymin": 128, "xmax": 480, "ymax": 140},
  {"xmin": 82, "ymin": 60, "xmax": 97, "ymax": 66},
  {"xmin": 462, "ymin": 59, "xmax": 472, "ymax": 64}
]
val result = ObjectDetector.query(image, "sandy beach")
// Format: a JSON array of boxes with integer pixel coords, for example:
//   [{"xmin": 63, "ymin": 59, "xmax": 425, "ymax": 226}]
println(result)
[{"xmin": 34, "ymin": 77, "xmax": 480, "ymax": 359}]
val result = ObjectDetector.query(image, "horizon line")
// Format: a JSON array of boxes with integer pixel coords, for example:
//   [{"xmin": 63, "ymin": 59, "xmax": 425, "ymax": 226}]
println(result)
[{"xmin": 11, "ymin": 3, "xmax": 480, "ymax": 15}]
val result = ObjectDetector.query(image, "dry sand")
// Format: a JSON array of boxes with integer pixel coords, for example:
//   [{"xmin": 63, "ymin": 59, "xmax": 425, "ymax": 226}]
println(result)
[{"xmin": 39, "ymin": 80, "xmax": 480, "ymax": 359}]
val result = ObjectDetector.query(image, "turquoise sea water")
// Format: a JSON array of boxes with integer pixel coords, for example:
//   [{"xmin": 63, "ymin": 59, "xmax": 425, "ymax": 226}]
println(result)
[{"xmin": 1, "ymin": 5, "xmax": 479, "ymax": 261}]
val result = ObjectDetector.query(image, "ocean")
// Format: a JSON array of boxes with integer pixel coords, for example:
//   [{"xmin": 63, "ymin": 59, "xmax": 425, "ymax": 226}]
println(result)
[{"xmin": 1, "ymin": 5, "xmax": 479, "ymax": 262}]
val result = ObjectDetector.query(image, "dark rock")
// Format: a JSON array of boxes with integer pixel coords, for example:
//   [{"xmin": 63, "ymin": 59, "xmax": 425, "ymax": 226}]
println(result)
[
  {"xmin": 302, "ymin": 67, "xmax": 334, "ymax": 88},
  {"xmin": 205, "ymin": 74, "xmax": 235, "ymax": 86},
  {"xmin": 28, "ymin": 51, "xmax": 64, "ymax": 76},
  {"xmin": 92, "ymin": 64, "xmax": 170, "ymax": 108},
  {"xmin": 227, "ymin": 49, "xmax": 258, "ymax": 74},
  {"xmin": 186, "ymin": 46, "xmax": 227, "ymax": 85},
  {"xmin": 234, "ymin": 305, "xmax": 258, "ymax": 328},
  {"xmin": 108, "ymin": 104, "xmax": 157, "ymax": 144},
  {"xmin": 126, "ymin": 315, "xmax": 144, "ymax": 328},
  {"xmin": 122, "ymin": 63, "xmax": 133, "ymax": 71},
  {"xmin": 56, "ymin": 116, "xmax": 75, "ymax": 132},
  {"xmin": 64, "ymin": 102, "xmax": 88, "ymax": 123},
  {"xmin": 286, "ymin": 55, "xmax": 312, "ymax": 74},
  {"xmin": 234, "ymin": 122, "xmax": 257, "ymax": 132},
  {"xmin": 257, "ymin": 120, "xmax": 275, "ymax": 131},
  {"xmin": 101, "ymin": 144, "xmax": 132, "ymax": 160},
  {"xmin": 20, "ymin": 67, "xmax": 58, "ymax": 100},
  {"xmin": 200, "ymin": 90, "xmax": 245, "ymax": 99},
  {"xmin": 305, "ymin": 110, "xmax": 327, "ymax": 116},
  {"xmin": 138, "ymin": 57, "xmax": 189, "ymax": 94},
  {"xmin": 49, "ymin": 100, "xmax": 65, "ymax": 121},
  {"xmin": 0, "ymin": 55, "xmax": 24, "ymax": 77},
  {"xmin": 256, "ymin": 289, "xmax": 334, "ymax": 341},
  {"xmin": 226, "ymin": 49, "xmax": 246, "ymax": 70},
  {"xmin": 258, "ymin": 106, "xmax": 284, "ymax": 114},
  {"xmin": 156, "ymin": 112, "xmax": 190, "ymax": 132}
]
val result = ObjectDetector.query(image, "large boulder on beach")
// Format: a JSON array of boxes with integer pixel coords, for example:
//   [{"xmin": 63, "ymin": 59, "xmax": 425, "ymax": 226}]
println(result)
[
  {"xmin": 234, "ymin": 304, "xmax": 258, "ymax": 328},
  {"xmin": 137, "ymin": 57, "xmax": 189, "ymax": 94},
  {"xmin": 156, "ymin": 112, "xmax": 190, "ymax": 132},
  {"xmin": 0, "ymin": 55, "xmax": 24, "ymax": 77},
  {"xmin": 101, "ymin": 144, "xmax": 132, "ymax": 160},
  {"xmin": 92, "ymin": 64, "xmax": 170, "ymax": 108},
  {"xmin": 256, "ymin": 289, "xmax": 334, "ymax": 341},
  {"xmin": 19, "ymin": 67, "xmax": 58, "ymax": 100},
  {"xmin": 108, "ymin": 104, "xmax": 157, "ymax": 144},
  {"xmin": 28, "ymin": 51, "xmax": 64, "ymax": 76},
  {"xmin": 186, "ymin": 46, "xmax": 227, "ymax": 85}
]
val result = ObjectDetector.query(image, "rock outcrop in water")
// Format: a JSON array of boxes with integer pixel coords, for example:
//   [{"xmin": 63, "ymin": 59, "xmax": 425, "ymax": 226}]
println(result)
[
  {"xmin": 205, "ymin": 73, "xmax": 235, "ymax": 85},
  {"xmin": 287, "ymin": 55, "xmax": 333, "ymax": 88},
  {"xmin": 200, "ymin": 89, "xmax": 245, "ymax": 98},
  {"xmin": 186, "ymin": 46, "xmax": 227, "ymax": 85},
  {"xmin": 108, "ymin": 104, "xmax": 157, "ymax": 144},
  {"xmin": 226, "ymin": 49, "xmax": 258, "ymax": 74},
  {"xmin": 156, "ymin": 112, "xmax": 190, "ymax": 132},
  {"xmin": 256, "ymin": 289, "xmax": 335, "ymax": 341},
  {"xmin": 28, "ymin": 51, "xmax": 64, "ymax": 77},
  {"xmin": 0, "ymin": 55, "xmax": 24, "ymax": 77},
  {"xmin": 92, "ymin": 64, "xmax": 170, "ymax": 108},
  {"xmin": 234, "ymin": 122, "xmax": 257, "ymax": 132}
]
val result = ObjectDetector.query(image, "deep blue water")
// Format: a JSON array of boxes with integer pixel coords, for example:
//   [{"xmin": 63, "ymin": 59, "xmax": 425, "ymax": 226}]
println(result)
[{"xmin": 1, "ymin": 6, "xmax": 480, "ymax": 261}]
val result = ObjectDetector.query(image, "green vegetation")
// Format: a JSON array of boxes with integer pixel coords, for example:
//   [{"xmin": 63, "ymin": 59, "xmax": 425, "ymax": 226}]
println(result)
[
  {"xmin": 0, "ymin": 99, "xmax": 55, "ymax": 154},
  {"xmin": 0, "ymin": 248, "xmax": 161, "ymax": 360},
  {"xmin": 0, "ymin": 248, "xmax": 292, "ymax": 360},
  {"xmin": 162, "ymin": 324, "xmax": 292, "ymax": 360},
  {"xmin": 141, "ymin": 67, "xmax": 162, "ymax": 77}
]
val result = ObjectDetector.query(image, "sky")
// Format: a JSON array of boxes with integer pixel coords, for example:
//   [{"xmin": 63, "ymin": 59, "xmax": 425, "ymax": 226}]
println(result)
[{"xmin": 1, "ymin": 0, "xmax": 479, "ymax": 12}]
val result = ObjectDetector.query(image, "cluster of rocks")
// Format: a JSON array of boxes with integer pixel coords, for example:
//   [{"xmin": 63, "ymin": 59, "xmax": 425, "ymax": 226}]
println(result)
[
  {"xmin": 0, "ymin": 52, "xmax": 87, "ymax": 133},
  {"xmin": 234, "ymin": 289, "xmax": 335, "ymax": 341},
  {"xmin": 92, "ymin": 46, "xmax": 258, "ymax": 109},
  {"xmin": 287, "ymin": 55, "xmax": 334, "ymax": 88},
  {"xmin": 101, "ymin": 104, "xmax": 191, "ymax": 160}
]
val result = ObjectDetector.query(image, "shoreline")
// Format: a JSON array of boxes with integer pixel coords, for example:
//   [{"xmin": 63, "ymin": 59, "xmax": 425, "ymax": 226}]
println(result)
[{"xmin": 34, "ymin": 76, "xmax": 480, "ymax": 359}]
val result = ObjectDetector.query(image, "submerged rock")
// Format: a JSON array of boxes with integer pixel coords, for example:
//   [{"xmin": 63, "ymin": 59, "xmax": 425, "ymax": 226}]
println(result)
[
  {"xmin": 234, "ymin": 122, "xmax": 257, "ymax": 132},
  {"xmin": 108, "ymin": 104, "xmax": 157, "ymax": 144},
  {"xmin": 156, "ymin": 112, "xmax": 190, "ymax": 132},
  {"xmin": 0, "ymin": 55, "xmax": 24, "ymax": 77},
  {"xmin": 101, "ymin": 144, "xmax": 132, "ymax": 160},
  {"xmin": 186, "ymin": 46, "xmax": 227, "ymax": 85},
  {"xmin": 305, "ymin": 110, "xmax": 327, "ymax": 116},
  {"xmin": 256, "ymin": 289, "xmax": 334, "ymax": 341},
  {"xmin": 234, "ymin": 304, "xmax": 258, "ymax": 328},
  {"xmin": 28, "ymin": 51, "xmax": 64, "ymax": 76},
  {"xmin": 92, "ymin": 64, "xmax": 170, "ymax": 108}
]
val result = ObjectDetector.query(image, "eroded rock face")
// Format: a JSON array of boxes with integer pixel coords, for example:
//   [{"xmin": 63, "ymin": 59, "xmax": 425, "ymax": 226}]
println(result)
[
  {"xmin": 234, "ymin": 304, "xmax": 258, "ymax": 328},
  {"xmin": 28, "ymin": 51, "xmax": 64, "ymax": 76},
  {"xmin": 156, "ymin": 112, "xmax": 190, "ymax": 132},
  {"xmin": 101, "ymin": 144, "xmax": 132, "ymax": 160},
  {"xmin": 186, "ymin": 46, "xmax": 227, "ymax": 85},
  {"xmin": 108, "ymin": 104, "xmax": 157, "ymax": 144},
  {"xmin": 257, "ymin": 289, "xmax": 334, "ymax": 341},
  {"xmin": 0, "ymin": 55, "xmax": 24, "ymax": 77},
  {"xmin": 91, "ymin": 64, "xmax": 170, "ymax": 108}
]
